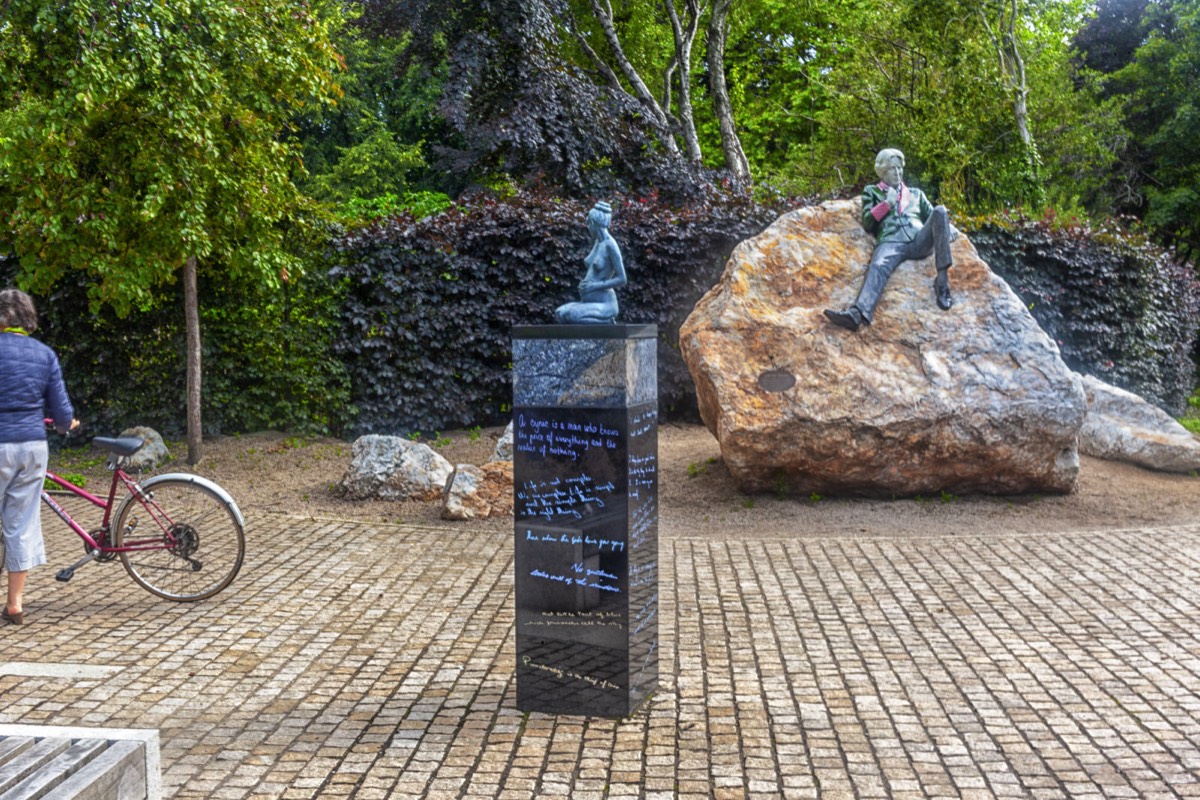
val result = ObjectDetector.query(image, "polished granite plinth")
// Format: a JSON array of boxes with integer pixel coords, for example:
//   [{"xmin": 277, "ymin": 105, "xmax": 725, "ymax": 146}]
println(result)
[{"xmin": 512, "ymin": 325, "xmax": 658, "ymax": 718}]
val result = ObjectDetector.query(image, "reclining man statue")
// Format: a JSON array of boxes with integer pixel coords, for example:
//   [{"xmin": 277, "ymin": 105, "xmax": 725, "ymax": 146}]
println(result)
[{"xmin": 824, "ymin": 148, "xmax": 957, "ymax": 332}]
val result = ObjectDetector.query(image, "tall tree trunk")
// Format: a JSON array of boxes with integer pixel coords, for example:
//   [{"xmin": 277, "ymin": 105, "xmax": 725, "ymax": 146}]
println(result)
[
  {"xmin": 184, "ymin": 255, "xmax": 203, "ymax": 465},
  {"xmin": 706, "ymin": 0, "xmax": 751, "ymax": 180},
  {"xmin": 582, "ymin": 0, "xmax": 680, "ymax": 154},
  {"xmin": 980, "ymin": 0, "xmax": 1044, "ymax": 206},
  {"xmin": 664, "ymin": 0, "xmax": 703, "ymax": 162},
  {"xmin": 980, "ymin": 0, "xmax": 1032, "ymax": 147}
]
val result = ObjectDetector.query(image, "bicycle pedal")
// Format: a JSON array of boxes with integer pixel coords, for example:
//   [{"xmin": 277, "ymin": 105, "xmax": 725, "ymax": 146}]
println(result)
[{"xmin": 55, "ymin": 568, "xmax": 75, "ymax": 583}]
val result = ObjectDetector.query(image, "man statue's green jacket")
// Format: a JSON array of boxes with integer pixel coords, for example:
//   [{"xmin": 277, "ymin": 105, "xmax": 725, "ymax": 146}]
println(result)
[{"xmin": 861, "ymin": 181, "xmax": 935, "ymax": 245}]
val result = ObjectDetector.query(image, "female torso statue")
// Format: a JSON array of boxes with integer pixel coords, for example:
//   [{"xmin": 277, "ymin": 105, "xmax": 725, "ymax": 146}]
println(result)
[{"xmin": 555, "ymin": 201, "xmax": 627, "ymax": 324}]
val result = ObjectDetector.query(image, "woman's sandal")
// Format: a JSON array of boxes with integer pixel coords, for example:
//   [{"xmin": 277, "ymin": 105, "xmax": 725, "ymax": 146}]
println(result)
[{"xmin": 2, "ymin": 606, "xmax": 23, "ymax": 625}]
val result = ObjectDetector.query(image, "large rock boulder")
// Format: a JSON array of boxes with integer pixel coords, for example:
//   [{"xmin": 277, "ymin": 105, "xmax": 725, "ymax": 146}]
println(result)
[
  {"xmin": 679, "ymin": 199, "xmax": 1087, "ymax": 497},
  {"xmin": 334, "ymin": 435, "xmax": 453, "ymax": 501},
  {"xmin": 442, "ymin": 461, "xmax": 515, "ymax": 520},
  {"xmin": 1077, "ymin": 373, "xmax": 1200, "ymax": 473}
]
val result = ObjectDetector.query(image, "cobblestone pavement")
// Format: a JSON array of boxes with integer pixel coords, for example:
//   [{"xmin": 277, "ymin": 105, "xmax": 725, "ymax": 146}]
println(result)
[{"xmin": 1, "ymin": 505, "xmax": 1199, "ymax": 799}]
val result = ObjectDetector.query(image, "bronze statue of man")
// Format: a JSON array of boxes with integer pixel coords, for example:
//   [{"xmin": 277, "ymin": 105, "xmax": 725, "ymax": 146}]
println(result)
[{"xmin": 825, "ymin": 148, "xmax": 956, "ymax": 332}]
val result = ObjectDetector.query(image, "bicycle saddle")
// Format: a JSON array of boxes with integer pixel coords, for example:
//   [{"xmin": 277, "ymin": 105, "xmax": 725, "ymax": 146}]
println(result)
[{"xmin": 91, "ymin": 436, "xmax": 146, "ymax": 457}]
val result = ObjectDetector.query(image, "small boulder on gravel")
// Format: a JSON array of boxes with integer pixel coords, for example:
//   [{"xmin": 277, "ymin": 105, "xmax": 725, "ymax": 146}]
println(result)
[
  {"xmin": 442, "ymin": 461, "xmax": 514, "ymax": 520},
  {"xmin": 335, "ymin": 435, "xmax": 454, "ymax": 501},
  {"xmin": 116, "ymin": 426, "xmax": 171, "ymax": 471},
  {"xmin": 488, "ymin": 422, "xmax": 514, "ymax": 463}
]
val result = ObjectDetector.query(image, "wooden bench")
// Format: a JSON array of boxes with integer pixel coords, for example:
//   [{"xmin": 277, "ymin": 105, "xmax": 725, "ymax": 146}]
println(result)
[{"xmin": 0, "ymin": 725, "xmax": 159, "ymax": 800}]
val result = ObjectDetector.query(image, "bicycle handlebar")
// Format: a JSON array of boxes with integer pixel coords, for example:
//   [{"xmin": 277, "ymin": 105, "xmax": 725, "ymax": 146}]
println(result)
[{"xmin": 44, "ymin": 417, "xmax": 82, "ymax": 435}]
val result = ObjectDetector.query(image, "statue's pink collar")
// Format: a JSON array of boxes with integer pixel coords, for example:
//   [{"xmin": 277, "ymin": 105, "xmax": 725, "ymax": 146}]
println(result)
[{"xmin": 876, "ymin": 181, "xmax": 910, "ymax": 212}]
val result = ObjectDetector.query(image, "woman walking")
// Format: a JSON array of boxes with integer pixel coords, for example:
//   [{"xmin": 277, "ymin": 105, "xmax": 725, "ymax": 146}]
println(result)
[{"xmin": 0, "ymin": 289, "xmax": 77, "ymax": 624}]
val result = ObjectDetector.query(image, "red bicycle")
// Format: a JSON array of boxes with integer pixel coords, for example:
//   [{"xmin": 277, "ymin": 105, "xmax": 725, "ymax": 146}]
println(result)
[{"xmin": 42, "ymin": 427, "xmax": 245, "ymax": 601}]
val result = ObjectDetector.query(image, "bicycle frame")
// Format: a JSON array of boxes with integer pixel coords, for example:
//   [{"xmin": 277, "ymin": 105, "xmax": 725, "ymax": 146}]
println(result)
[
  {"xmin": 39, "ymin": 419, "xmax": 246, "ymax": 600},
  {"xmin": 42, "ymin": 468, "xmax": 181, "ymax": 554}
]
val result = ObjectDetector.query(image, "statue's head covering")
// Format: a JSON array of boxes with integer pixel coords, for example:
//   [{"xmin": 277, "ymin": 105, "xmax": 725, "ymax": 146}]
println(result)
[{"xmin": 588, "ymin": 201, "xmax": 613, "ymax": 229}]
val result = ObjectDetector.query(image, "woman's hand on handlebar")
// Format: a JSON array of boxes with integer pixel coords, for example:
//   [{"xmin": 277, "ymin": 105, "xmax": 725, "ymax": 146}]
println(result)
[{"xmin": 44, "ymin": 418, "xmax": 81, "ymax": 434}]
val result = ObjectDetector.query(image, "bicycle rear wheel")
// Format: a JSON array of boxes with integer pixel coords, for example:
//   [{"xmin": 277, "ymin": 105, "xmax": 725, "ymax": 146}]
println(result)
[{"xmin": 114, "ymin": 475, "xmax": 245, "ymax": 601}]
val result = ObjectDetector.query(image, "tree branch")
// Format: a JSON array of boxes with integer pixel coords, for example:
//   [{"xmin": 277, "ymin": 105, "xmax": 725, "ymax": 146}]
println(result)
[
  {"xmin": 566, "ymin": 18, "xmax": 625, "ymax": 94},
  {"xmin": 584, "ymin": 0, "xmax": 679, "ymax": 152},
  {"xmin": 706, "ymin": 0, "xmax": 750, "ymax": 179}
]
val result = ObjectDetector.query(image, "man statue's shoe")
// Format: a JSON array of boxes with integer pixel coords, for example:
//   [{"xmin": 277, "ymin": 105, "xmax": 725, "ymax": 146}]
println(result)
[
  {"xmin": 824, "ymin": 307, "xmax": 863, "ymax": 332},
  {"xmin": 935, "ymin": 283, "xmax": 954, "ymax": 310}
]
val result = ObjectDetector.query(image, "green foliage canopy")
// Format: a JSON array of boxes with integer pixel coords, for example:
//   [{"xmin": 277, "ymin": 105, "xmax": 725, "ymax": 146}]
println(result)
[
  {"xmin": 0, "ymin": 0, "xmax": 344, "ymax": 314},
  {"xmin": 345, "ymin": 0, "xmax": 1123, "ymax": 216},
  {"xmin": 0, "ymin": 255, "xmax": 354, "ymax": 437},
  {"xmin": 1104, "ymin": 0, "xmax": 1200, "ymax": 259},
  {"xmin": 756, "ymin": 0, "xmax": 1122, "ymax": 212},
  {"xmin": 294, "ymin": 24, "xmax": 441, "ymax": 206}
]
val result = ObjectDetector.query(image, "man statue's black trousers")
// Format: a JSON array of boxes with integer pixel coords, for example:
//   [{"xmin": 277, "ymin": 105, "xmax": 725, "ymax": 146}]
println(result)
[{"xmin": 852, "ymin": 205, "xmax": 954, "ymax": 324}]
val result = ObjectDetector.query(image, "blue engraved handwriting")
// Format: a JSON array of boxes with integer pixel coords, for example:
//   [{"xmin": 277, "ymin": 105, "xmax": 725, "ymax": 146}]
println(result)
[
  {"xmin": 520, "ymin": 527, "xmax": 628, "ymax": 554},
  {"xmin": 633, "ymin": 591, "xmax": 659, "ymax": 636},
  {"xmin": 629, "ymin": 560, "xmax": 658, "ymax": 589},
  {"xmin": 634, "ymin": 639, "xmax": 658, "ymax": 684},
  {"xmin": 517, "ymin": 473, "xmax": 617, "ymax": 521},
  {"xmin": 516, "ymin": 414, "xmax": 619, "ymax": 460},
  {"xmin": 630, "ymin": 408, "xmax": 658, "ymax": 438},
  {"xmin": 569, "ymin": 562, "xmax": 619, "ymax": 581},
  {"xmin": 522, "ymin": 529, "xmax": 626, "ymax": 552},
  {"xmin": 628, "ymin": 453, "xmax": 656, "ymax": 500},
  {"xmin": 629, "ymin": 493, "xmax": 656, "ymax": 550},
  {"xmin": 530, "ymin": 568, "xmax": 620, "ymax": 593}
]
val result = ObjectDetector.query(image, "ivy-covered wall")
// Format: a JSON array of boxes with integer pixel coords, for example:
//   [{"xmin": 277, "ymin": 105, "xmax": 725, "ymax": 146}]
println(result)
[
  {"xmin": 330, "ymin": 188, "xmax": 789, "ymax": 436},
  {"xmin": 7, "ymin": 198, "xmax": 1198, "ymax": 439},
  {"xmin": 970, "ymin": 214, "xmax": 1200, "ymax": 415}
]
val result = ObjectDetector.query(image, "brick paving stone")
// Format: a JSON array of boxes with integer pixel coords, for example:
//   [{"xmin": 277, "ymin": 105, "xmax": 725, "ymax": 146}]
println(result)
[{"xmin": 1, "ymin": 502, "xmax": 1199, "ymax": 797}]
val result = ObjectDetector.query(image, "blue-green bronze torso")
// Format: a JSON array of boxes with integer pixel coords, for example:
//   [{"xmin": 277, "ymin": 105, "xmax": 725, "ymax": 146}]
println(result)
[{"xmin": 861, "ymin": 182, "xmax": 935, "ymax": 244}]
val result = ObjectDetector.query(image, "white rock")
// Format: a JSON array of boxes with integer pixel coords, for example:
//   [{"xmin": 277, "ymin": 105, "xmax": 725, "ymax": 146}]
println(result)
[
  {"xmin": 335, "ymin": 435, "xmax": 453, "ymax": 501},
  {"xmin": 116, "ymin": 426, "xmax": 170, "ymax": 471},
  {"xmin": 1078, "ymin": 374, "xmax": 1200, "ymax": 473},
  {"xmin": 488, "ymin": 421, "xmax": 514, "ymax": 462}
]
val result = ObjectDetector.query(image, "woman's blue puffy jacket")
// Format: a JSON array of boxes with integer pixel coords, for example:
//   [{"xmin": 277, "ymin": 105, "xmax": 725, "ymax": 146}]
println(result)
[{"xmin": 0, "ymin": 332, "xmax": 74, "ymax": 444}]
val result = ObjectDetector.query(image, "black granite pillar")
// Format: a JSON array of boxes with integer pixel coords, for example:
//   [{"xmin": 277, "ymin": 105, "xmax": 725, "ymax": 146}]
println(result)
[{"xmin": 512, "ymin": 324, "xmax": 659, "ymax": 718}]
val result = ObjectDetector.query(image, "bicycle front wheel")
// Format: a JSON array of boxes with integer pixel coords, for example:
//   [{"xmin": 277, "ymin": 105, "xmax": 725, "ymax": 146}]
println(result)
[{"xmin": 114, "ymin": 475, "xmax": 245, "ymax": 601}]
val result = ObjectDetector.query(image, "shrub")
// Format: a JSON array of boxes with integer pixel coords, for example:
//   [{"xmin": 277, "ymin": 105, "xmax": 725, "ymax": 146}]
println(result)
[
  {"xmin": 199, "ymin": 267, "xmax": 353, "ymax": 436},
  {"xmin": 969, "ymin": 212, "xmax": 1200, "ymax": 415},
  {"xmin": 1, "ymin": 258, "xmax": 352, "ymax": 437},
  {"xmin": 334, "ymin": 191, "xmax": 453, "ymax": 223},
  {"xmin": 330, "ymin": 186, "xmax": 794, "ymax": 435}
]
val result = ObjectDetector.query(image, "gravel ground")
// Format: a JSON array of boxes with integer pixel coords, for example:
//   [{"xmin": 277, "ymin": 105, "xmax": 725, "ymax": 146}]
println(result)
[{"xmin": 49, "ymin": 422, "xmax": 1200, "ymax": 538}]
